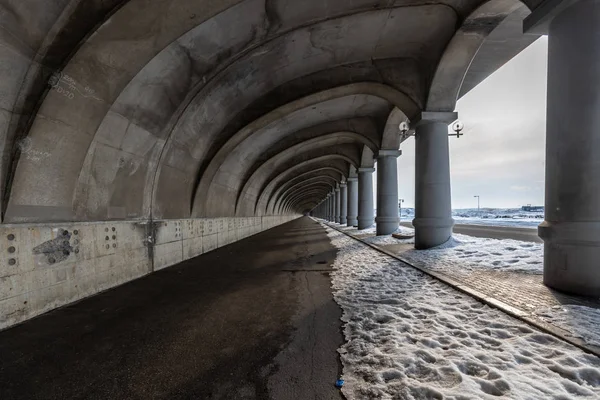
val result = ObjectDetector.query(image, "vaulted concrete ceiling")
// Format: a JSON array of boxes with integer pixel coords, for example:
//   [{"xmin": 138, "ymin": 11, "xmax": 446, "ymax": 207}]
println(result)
[{"xmin": 0, "ymin": 0, "xmax": 539, "ymax": 222}]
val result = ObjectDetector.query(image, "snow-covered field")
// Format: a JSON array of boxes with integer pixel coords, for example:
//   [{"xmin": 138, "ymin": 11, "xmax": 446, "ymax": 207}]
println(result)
[
  {"xmin": 399, "ymin": 208, "xmax": 544, "ymax": 228},
  {"xmin": 324, "ymin": 225, "xmax": 600, "ymax": 399}
]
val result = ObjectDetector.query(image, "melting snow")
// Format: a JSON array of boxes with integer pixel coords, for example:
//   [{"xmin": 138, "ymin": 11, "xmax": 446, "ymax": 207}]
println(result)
[
  {"xmin": 330, "ymin": 221, "xmax": 543, "ymax": 274},
  {"xmin": 398, "ymin": 233, "xmax": 544, "ymax": 275},
  {"xmin": 324, "ymin": 225, "xmax": 600, "ymax": 399},
  {"xmin": 535, "ymin": 305, "xmax": 600, "ymax": 348}
]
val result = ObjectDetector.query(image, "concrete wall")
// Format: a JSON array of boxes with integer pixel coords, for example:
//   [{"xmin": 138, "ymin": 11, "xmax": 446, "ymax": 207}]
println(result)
[{"xmin": 0, "ymin": 215, "xmax": 298, "ymax": 330}]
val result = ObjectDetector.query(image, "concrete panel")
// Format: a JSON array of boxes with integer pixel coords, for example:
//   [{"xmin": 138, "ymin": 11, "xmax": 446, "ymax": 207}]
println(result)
[{"xmin": 0, "ymin": 221, "xmax": 150, "ymax": 329}]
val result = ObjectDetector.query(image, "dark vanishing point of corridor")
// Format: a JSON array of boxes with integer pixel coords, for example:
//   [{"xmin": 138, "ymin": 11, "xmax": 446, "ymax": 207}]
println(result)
[{"xmin": 0, "ymin": 218, "xmax": 343, "ymax": 400}]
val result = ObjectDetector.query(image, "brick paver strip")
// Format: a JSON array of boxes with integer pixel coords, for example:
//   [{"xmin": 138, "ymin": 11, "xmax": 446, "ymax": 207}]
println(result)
[{"xmin": 323, "ymin": 221, "xmax": 600, "ymax": 358}]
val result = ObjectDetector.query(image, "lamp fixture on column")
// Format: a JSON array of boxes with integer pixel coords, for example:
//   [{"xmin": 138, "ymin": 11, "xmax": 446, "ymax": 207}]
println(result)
[
  {"xmin": 399, "ymin": 198, "xmax": 404, "ymax": 220},
  {"xmin": 399, "ymin": 121, "xmax": 411, "ymax": 140},
  {"xmin": 449, "ymin": 120, "xmax": 464, "ymax": 138}
]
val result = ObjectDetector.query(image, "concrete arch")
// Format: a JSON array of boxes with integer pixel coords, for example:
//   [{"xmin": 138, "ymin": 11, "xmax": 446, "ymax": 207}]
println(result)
[
  {"xmin": 255, "ymin": 155, "xmax": 354, "ymax": 216},
  {"xmin": 360, "ymin": 146, "xmax": 376, "ymax": 168},
  {"xmin": 282, "ymin": 187, "xmax": 333, "ymax": 214},
  {"xmin": 193, "ymin": 82, "xmax": 417, "ymax": 217},
  {"xmin": 426, "ymin": 0, "xmax": 529, "ymax": 111},
  {"xmin": 288, "ymin": 192, "xmax": 332, "ymax": 214},
  {"xmin": 264, "ymin": 166, "xmax": 347, "ymax": 216},
  {"xmin": 281, "ymin": 182, "xmax": 337, "ymax": 210},
  {"xmin": 275, "ymin": 177, "xmax": 340, "ymax": 215},
  {"xmin": 237, "ymin": 143, "xmax": 362, "ymax": 216},
  {"xmin": 381, "ymin": 108, "xmax": 409, "ymax": 150},
  {"xmin": 234, "ymin": 132, "xmax": 376, "ymax": 216},
  {"xmin": 0, "ymin": 0, "xmax": 540, "ymax": 223},
  {"xmin": 268, "ymin": 168, "xmax": 344, "ymax": 214}
]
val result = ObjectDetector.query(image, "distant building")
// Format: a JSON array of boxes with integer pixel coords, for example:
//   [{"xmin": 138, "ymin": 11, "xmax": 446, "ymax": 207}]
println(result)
[{"xmin": 522, "ymin": 205, "xmax": 544, "ymax": 212}]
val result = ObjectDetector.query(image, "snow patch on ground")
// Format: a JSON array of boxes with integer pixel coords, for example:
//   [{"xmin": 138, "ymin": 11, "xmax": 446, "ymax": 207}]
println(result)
[
  {"xmin": 324, "ymin": 224, "xmax": 600, "ymax": 399},
  {"xmin": 535, "ymin": 305, "xmax": 600, "ymax": 348},
  {"xmin": 399, "ymin": 233, "xmax": 543, "ymax": 274},
  {"xmin": 332, "ymin": 223, "xmax": 415, "ymax": 246}
]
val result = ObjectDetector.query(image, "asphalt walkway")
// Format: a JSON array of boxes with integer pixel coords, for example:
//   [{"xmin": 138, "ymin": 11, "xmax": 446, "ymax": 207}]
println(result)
[{"xmin": 0, "ymin": 217, "xmax": 343, "ymax": 400}]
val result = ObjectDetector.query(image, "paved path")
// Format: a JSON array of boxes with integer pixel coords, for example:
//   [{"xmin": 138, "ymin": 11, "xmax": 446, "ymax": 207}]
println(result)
[
  {"xmin": 0, "ymin": 217, "xmax": 343, "ymax": 400},
  {"xmin": 401, "ymin": 222, "xmax": 542, "ymax": 243}
]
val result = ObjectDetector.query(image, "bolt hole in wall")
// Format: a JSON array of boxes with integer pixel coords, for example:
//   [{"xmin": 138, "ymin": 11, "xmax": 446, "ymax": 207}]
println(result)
[{"xmin": 0, "ymin": 217, "xmax": 297, "ymax": 329}]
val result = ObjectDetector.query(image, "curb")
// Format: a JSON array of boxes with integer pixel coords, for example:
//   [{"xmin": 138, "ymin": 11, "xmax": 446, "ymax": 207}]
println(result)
[{"xmin": 320, "ymin": 220, "xmax": 600, "ymax": 358}]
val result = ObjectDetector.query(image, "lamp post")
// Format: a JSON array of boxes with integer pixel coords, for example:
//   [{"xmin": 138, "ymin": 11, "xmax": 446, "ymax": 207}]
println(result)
[
  {"xmin": 399, "ymin": 198, "xmax": 404, "ymax": 221},
  {"xmin": 474, "ymin": 195, "xmax": 480, "ymax": 212}
]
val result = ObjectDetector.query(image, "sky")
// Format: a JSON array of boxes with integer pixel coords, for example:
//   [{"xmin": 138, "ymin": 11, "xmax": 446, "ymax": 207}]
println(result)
[{"xmin": 390, "ymin": 36, "xmax": 548, "ymax": 210}]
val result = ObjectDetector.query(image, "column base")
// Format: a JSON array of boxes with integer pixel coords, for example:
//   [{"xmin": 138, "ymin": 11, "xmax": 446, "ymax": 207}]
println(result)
[
  {"xmin": 357, "ymin": 217, "xmax": 374, "ymax": 230},
  {"xmin": 375, "ymin": 216, "xmax": 399, "ymax": 236},
  {"xmin": 413, "ymin": 217, "xmax": 454, "ymax": 249},
  {"xmin": 539, "ymin": 221, "xmax": 600, "ymax": 297},
  {"xmin": 347, "ymin": 216, "xmax": 358, "ymax": 226}
]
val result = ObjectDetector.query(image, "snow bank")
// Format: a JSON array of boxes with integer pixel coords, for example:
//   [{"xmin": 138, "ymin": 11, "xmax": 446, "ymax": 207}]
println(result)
[
  {"xmin": 324, "ymin": 225, "xmax": 600, "ymax": 399},
  {"xmin": 398, "ymin": 233, "xmax": 543, "ymax": 274}
]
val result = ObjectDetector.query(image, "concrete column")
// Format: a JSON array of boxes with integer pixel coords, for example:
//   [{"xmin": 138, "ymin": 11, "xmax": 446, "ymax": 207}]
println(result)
[
  {"xmin": 357, "ymin": 168, "xmax": 375, "ymax": 229},
  {"xmin": 327, "ymin": 194, "xmax": 332, "ymax": 221},
  {"xmin": 413, "ymin": 112, "xmax": 456, "ymax": 249},
  {"xmin": 375, "ymin": 150, "xmax": 401, "ymax": 235},
  {"xmin": 330, "ymin": 192, "xmax": 335, "ymax": 222},
  {"xmin": 334, "ymin": 185, "xmax": 341, "ymax": 224},
  {"xmin": 340, "ymin": 182, "xmax": 348, "ymax": 226},
  {"xmin": 347, "ymin": 177, "xmax": 358, "ymax": 226},
  {"xmin": 525, "ymin": 0, "xmax": 600, "ymax": 296}
]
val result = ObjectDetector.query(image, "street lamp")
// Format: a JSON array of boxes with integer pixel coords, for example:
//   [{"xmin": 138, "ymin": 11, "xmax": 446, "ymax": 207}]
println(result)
[
  {"xmin": 399, "ymin": 199, "xmax": 404, "ymax": 220},
  {"xmin": 474, "ymin": 195, "xmax": 480, "ymax": 212}
]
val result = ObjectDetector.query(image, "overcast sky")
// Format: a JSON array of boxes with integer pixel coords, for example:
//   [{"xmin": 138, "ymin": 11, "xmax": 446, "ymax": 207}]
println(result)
[{"xmin": 392, "ymin": 36, "xmax": 548, "ymax": 210}]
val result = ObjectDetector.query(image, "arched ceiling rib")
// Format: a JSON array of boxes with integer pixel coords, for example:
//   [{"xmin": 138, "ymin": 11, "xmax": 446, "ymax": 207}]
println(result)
[
  {"xmin": 0, "ymin": 0, "xmax": 538, "ymax": 222},
  {"xmin": 257, "ymin": 155, "xmax": 353, "ymax": 215},
  {"xmin": 270, "ymin": 169, "xmax": 344, "ymax": 212},
  {"xmin": 277, "ymin": 179, "xmax": 340, "ymax": 213}
]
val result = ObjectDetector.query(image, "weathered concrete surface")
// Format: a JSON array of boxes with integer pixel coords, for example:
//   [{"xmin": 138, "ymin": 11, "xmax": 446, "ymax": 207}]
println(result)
[
  {"xmin": 536, "ymin": 0, "xmax": 600, "ymax": 297},
  {"xmin": 0, "ymin": 0, "xmax": 541, "ymax": 223},
  {"xmin": 0, "ymin": 216, "xmax": 297, "ymax": 329},
  {"xmin": 0, "ymin": 217, "xmax": 342, "ymax": 400}
]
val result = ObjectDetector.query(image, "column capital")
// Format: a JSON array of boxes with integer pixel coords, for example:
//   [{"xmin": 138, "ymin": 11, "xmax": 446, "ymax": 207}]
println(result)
[
  {"xmin": 335, "ymin": 187, "xmax": 340, "ymax": 192},
  {"xmin": 412, "ymin": 111, "xmax": 458, "ymax": 127},
  {"xmin": 377, "ymin": 149, "xmax": 402, "ymax": 158},
  {"xmin": 340, "ymin": 182, "xmax": 347, "ymax": 188},
  {"xmin": 347, "ymin": 177, "xmax": 358, "ymax": 182},
  {"xmin": 358, "ymin": 167, "xmax": 375, "ymax": 173},
  {"xmin": 524, "ymin": 0, "xmax": 581, "ymax": 34}
]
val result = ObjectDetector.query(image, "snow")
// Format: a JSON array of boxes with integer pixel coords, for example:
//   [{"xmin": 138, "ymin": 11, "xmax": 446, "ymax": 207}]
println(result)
[
  {"xmin": 400, "ymin": 208, "xmax": 544, "ymax": 228},
  {"xmin": 326, "ymin": 219, "xmax": 544, "ymax": 274},
  {"xmin": 535, "ymin": 305, "xmax": 600, "ymax": 348},
  {"xmin": 398, "ymin": 233, "xmax": 544, "ymax": 275},
  {"xmin": 323, "ymin": 224, "xmax": 600, "ymax": 399},
  {"xmin": 332, "ymin": 223, "xmax": 415, "ymax": 246}
]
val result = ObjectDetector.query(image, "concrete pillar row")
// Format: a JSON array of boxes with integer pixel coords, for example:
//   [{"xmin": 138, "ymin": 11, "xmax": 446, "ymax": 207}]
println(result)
[
  {"xmin": 329, "ymin": 192, "xmax": 334, "ymax": 221},
  {"xmin": 340, "ymin": 182, "xmax": 348, "ymax": 226},
  {"xmin": 526, "ymin": 0, "xmax": 600, "ymax": 296},
  {"xmin": 334, "ymin": 185, "xmax": 341, "ymax": 224},
  {"xmin": 413, "ymin": 111, "xmax": 457, "ymax": 249},
  {"xmin": 376, "ymin": 150, "xmax": 401, "ymax": 235},
  {"xmin": 357, "ymin": 168, "xmax": 375, "ymax": 230},
  {"xmin": 327, "ymin": 194, "xmax": 333, "ymax": 221},
  {"xmin": 346, "ymin": 177, "xmax": 358, "ymax": 227}
]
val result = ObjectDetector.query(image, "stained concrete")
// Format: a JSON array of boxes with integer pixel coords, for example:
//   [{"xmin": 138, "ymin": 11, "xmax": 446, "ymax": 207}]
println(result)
[
  {"xmin": 0, "ymin": 0, "xmax": 540, "ymax": 223},
  {"xmin": 0, "ymin": 217, "xmax": 343, "ymax": 400}
]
